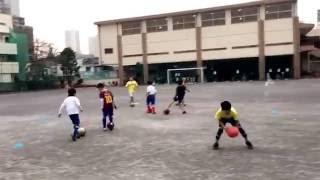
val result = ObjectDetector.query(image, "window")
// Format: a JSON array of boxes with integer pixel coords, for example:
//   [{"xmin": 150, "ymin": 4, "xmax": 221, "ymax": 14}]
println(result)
[
  {"xmin": 173, "ymin": 14, "xmax": 196, "ymax": 30},
  {"xmin": 122, "ymin": 21, "xmax": 141, "ymax": 35},
  {"xmin": 265, "ymin": 3, "xmax": 292, "ymax": 20},
  {"xmin": 231, "ymin": 6, "xmax": 259, "ymax": 24},
  {"xmin": 104, "ymin": 48, "xmax": 113, "ymax": 54},
  {"xmin": 201, "ymin": 11, "xmax": 225, "ymax": 27},
  {"xmin": 146, "ymin": 18, "xmax": 168, "ymax": 33},
  {"xmin": 0, "ymin": 55, "xmax": 7, "ymax": 61}
]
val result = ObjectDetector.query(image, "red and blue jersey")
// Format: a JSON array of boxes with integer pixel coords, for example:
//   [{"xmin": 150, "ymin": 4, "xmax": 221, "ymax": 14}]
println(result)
[{"xmin": 99, "ymin": 90, "xmax": 114, "ymax": 110}]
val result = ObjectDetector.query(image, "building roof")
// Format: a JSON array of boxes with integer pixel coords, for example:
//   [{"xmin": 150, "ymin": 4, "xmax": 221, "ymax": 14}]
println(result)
[
  {"xmin": 300, "ymin": 23, "xmax": 314, "ymax": 36},
  {"xmin": 307, "ymin": 28, "xmax": 320, "ymax": 37},
  {"xmin": 95, "ymin": 0, "xmax": 296, "ymax": 25},
  {"xmin": 310, "ymin": 50, "xmax": 320, "ymax": 57}
]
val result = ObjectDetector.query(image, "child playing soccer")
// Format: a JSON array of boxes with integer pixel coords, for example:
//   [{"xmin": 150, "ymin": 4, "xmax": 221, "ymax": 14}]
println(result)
[
  {"xmin": 125, "ymin": 77, "xmax": 139, "ymax": 106},
  {"xmin": 146, "ymin": 80, "xmax": 157, "ymax": 114},
  {"xmin": 213, "ymin": 101, "xmax": 253, "ymax": 150},
  {"xmin": 58, "ymin": 88, "xmax": 83, "ymax": 141},
  {"xmin": 166, "ymin": 80, "xmax": 188, "ymax": 114},
  {"xmin": 97, "ymin": 83, "xmax": 117, "ymax": 131}
]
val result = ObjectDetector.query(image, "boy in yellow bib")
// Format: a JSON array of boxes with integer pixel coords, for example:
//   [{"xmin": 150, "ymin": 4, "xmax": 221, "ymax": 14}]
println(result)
[
  {"xmin": 213, "ymin": 101, "xmax": 253, "ymax": 150},
  {"xmin": 125, "ymin": 77, "xmax": 139, "ymax": 106}
]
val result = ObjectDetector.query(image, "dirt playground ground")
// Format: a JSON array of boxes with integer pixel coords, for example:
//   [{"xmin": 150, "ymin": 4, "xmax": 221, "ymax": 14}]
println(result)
[{"xmin": 0, "ymin": 79, "xmax": 320, "ymax": 180}]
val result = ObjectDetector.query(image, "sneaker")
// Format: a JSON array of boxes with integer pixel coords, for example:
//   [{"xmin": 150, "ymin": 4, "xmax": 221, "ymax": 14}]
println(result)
[
  {"xmin": 71, "ymin": 134, "xmax": 77, "ymax": 142},
  {"xmin": 213, "ymin": 142, "xmax": 219, "ymax": 150},
  {"xmin": 246, "ymin": 140, "xmax": 254, "ymax": 149},
  {"xmin": 182, "ymin": 111, "xmax": 187, "ymax": 114},
  {"xmin": 103, "ymin": 128, "xmax": 108, "ymax": 131}
]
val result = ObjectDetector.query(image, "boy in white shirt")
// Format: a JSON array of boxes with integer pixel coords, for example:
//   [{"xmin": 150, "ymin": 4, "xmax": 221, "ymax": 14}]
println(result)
[
  {"xmin": 58, "ymin": 88, "xmax": 83, "ymax": 141},
  {"xmin": 146, "ymin": 81, "xmax": 157, "ymax": 114}
]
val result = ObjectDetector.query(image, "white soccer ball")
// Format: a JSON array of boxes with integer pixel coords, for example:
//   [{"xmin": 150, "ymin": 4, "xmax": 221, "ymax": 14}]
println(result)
[{"xmin": 78, "ymin": 127, "xmax": 86, "ymax": 137}]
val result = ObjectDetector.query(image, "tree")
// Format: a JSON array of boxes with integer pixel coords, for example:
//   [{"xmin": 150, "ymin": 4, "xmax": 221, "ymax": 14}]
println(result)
[
  {"xmin": 60, "ymin": 48, "xmax": 80, "ymax": 86},
  {"xmin": 33, "ymin": 39, "xmax": 58, "ymax": 60}
]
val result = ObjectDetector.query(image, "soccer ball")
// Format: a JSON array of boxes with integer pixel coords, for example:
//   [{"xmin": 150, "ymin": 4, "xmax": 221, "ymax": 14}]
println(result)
[
  {"xmin": 78, "ymin": 127, "xmax": 86, "ymax": 137},
  {"xmin": 107, "ymin": 122, "xmax": 114, "ymax": 131},
  {"xmin": 163, "ymin": 109, "xmax": 170, "ymax": 115}
]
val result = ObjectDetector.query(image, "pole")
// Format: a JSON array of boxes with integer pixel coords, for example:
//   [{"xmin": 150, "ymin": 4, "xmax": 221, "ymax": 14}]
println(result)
[
  {"xmin": 167, "ymin": 70, "xmax": 170, "ymax": 85},
  {"xmin": 200, "ymin": 68, "xmax": 204, "ymax": 83}
]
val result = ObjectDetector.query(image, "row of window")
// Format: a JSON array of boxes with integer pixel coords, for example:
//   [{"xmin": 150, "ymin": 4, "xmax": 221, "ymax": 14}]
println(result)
[{"xmin": 122, "ymin": 3, "xmax": 293, "ymax": 35}]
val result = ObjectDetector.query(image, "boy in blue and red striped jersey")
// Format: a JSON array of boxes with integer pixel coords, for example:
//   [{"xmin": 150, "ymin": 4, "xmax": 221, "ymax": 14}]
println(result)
[{"xmin": 97, "ymin": 83, "xmax": 117, "ymax": 131}]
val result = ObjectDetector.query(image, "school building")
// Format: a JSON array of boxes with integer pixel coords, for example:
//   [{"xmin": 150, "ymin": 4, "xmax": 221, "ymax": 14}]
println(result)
[{"xmin": 95, "ymin": 0, "xmax": 300, "ymax": 84}]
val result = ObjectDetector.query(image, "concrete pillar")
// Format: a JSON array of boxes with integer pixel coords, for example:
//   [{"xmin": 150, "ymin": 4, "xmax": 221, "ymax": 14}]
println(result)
[
  {"xmin": 258, "ymin": 20, "xmax": 265, "ymax": 80},
  {"xmin": 293, "ymin": 16, "xmax": 301, "ymax": 79},
  {"xmin": 139, "ymin": 21, "xmax": 149, "ymax": 84},
  {"xmin": 307, "ymin": 52, "xmax": 311, "ymax": 73},
  {"xmin": 167, "ymin": 17, "xmax": 173, "ymax": 31},
  {"xmin": 117, "ymin": 35, "xmax": 124, "ymax": 86},
  {"xmin": 226, "ymin": 10, "xmax": 231, "ymax": 25},
  {"xmin": 142, "ymin": 32, "xmax": 149, "ymax": 84},
  {"xmin": 260, "ymin": 5, "xmax": 266, "ymax": 20},
  {"xmin": 97, "ymin": 25, "xmax": 103, "ymax": 65},
  {"xmin": 196, "ymin": 13, "xmax": 203, "ymax": 82}
]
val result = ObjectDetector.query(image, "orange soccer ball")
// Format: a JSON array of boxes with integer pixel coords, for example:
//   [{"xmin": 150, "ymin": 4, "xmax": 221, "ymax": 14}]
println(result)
[{"xmin": 225, "ymin": 126, "xmax": 239, "ymax": 138}]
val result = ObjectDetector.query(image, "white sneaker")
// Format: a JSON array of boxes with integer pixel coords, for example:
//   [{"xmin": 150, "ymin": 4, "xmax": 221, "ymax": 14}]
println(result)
[{"xmin": 103, "ymin": 128, "xmax": 108, "ymax": 131}]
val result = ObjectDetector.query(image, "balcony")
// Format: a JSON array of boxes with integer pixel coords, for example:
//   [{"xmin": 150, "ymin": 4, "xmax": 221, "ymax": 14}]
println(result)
[
  {"xmin": 0, "ymin": 62, "xmax": 19, "ymax": 73},
  {"xmin": 0, "ymin": 42, "xmax": 17, "ymax": 55},
  {"xmin": 0, "ymin": 24, "xmax": 9, "ymax": 34}
]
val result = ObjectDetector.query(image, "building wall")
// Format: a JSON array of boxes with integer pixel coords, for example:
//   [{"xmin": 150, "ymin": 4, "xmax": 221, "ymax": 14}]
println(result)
[
  {"xmin": 0, "ymin": 13, "xmax": 20, "ymax": 85},
  {"xmin": 99, "ymin": 21, "xmax": 294, "ymax": 66},
  {"xmin": 99, "ymin": 24, "xmax": 118, "ymax": 65},
  {"xmin": 147, "ymin": 29, "xmax": 196, "ymax": 64},
  {"xmin": 0, "ymin": 62, "xmax": 19, "ymax": 73},
  {"xmin": 202, "ymin": 22, "xmax": 259, "ymax": 60},
  {"xmin": 14, "ymin": 25, "xmax": 34, "ymax": 60},
  {"xmin": 0, "ymin": 22, "xmax": 9, "ymax": 33},
  {"xmin": 0, "ymin": 13, "xmax": 17, "ymax": 55},
  {"xmin": 0, "ymin": 42, "xmax": 17, "ymax": 54},
  {"xmin": 11, "ymin": 32, "xmax": 28, "ymax": 81},
  {"xmin": 265, "ymin": 19, "xmax": 294, "ymax": 56},
  {"xmin": 0, "ymin": 13, "xmax": 13, "ymax": 28},
  {"xmin": 97, "ymin": 0, "xmax": 297, "ymax": 76}
]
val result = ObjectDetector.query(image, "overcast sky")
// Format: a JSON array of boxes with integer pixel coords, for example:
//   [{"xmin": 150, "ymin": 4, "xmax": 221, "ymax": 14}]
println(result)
[{"xmin": 20, "ymin": 0, "xmax": 319, "ymax": 54}]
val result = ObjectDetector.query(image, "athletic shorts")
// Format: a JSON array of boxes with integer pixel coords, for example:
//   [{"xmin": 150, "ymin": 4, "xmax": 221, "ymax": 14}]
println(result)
[
  {"xmin": 102, "ymin": 108, "xmax": 114, "ymax": 117},
  {"xmin": 146, "ymin": 95, "xmax": 156, "ymax": 105},
  {"xmin": 173, "ymin": 95, "xmax": 184, "ymax": 104},
  {"xmin": 219, "ymin": 118, "xmax": 240, "ymax": 127}
]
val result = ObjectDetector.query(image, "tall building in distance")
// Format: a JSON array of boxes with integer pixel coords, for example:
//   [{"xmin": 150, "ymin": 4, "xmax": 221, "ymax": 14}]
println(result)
[
  {"xmin": 318, "ymin": 10, "xmax": 320, "ymax": 26},
  {"xmin": 7, "ymin": 0, "xmax": 19, "ymax": 16},
  {"xmin": 0, "ymin": 0, "xmax": 10, "ymax": 14},
  {"xmin": 0, "ymin": 0, "xmax": 19, "ymax": 16},
  {"xmin": 65, "ymin": 30, "xmax": 81, "ymax": 53},
  {"xmin": 89, "ymin": 36, "xmax": 99, "ymax": 57}
]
